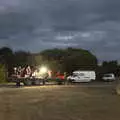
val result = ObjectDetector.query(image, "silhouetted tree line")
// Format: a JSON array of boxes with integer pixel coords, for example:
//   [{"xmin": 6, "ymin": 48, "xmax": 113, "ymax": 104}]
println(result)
[
  {"xmin": 0, "ymin": 46, "xmax": 120, "ymax": 80},
  {"xmin": 96, "ymin": 60, "xmax": 120, "ymax": 79}
]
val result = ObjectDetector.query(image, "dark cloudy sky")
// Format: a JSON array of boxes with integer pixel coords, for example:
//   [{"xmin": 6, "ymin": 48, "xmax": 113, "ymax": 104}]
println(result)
[{"xmin": 0, "ymin": 0, "xmax": 120, "ymax": 62}]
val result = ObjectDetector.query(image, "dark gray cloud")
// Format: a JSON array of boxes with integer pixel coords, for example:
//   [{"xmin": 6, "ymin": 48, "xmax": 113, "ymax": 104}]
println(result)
[{"xmin": 0, "ymin": 0, "xmax": 120, "ymax": 62}]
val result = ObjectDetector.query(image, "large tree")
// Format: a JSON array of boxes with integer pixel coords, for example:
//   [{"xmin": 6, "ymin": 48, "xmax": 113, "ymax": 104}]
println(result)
[{"xmin": 40, "ymin": 47, "xmax": 98, "ymax": 73}]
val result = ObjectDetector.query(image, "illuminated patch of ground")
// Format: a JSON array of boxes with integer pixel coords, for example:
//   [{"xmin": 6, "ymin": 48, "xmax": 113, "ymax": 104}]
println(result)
[{"xmin": 0, "ymin": 85, "xmax": 120, "ymax": 120}]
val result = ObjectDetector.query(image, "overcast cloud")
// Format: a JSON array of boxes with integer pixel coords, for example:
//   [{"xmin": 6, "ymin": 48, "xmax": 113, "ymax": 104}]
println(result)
[{"xmin": 0, "ymin": 0, "xmax": 120, "ymax": 62}]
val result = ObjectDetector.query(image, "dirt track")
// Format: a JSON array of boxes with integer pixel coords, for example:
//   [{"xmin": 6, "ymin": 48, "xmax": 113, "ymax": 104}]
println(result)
[{"xmin": 0, "ymin": 83, "xmax": 120, "ymax": 120}]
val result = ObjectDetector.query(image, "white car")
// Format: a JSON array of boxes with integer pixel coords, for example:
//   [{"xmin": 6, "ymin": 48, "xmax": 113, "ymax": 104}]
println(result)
[{"xmin": 102, "ymin": 73, "xmax": 115, "ymax": 81}]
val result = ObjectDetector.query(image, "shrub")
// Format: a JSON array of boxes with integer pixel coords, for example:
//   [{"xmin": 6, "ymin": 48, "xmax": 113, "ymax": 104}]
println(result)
[{"xmin": 0, "ymin": 64, "xmax": 6, "ymax": 83}]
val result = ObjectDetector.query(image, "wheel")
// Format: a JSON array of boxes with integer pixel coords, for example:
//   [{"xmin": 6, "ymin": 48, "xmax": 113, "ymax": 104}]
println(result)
[
  {"xmin": 57, "ymin": 81, "xmax": 63, "ymax": 85},
  {"xmin": 42, "ymin": 79, "xmax": 46, "ymax": 85},
  {"xmin": 16, "ymin": 81, "xmax": 20, "ymax": 87},
  {"xmin": 33, "ymin": 79, "xmax": 41, "ymax": 85},
  {"xmin": 23, "ymin": 79, "xmax": 32, "ymax": 86},
  {"xmin": 89, "ymin": 79, "xmax": 93, "ymax": 82}
]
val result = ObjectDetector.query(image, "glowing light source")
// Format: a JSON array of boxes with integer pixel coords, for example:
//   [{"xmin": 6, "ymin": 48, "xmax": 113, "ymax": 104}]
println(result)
[{"xmin": 39, "ymin": 66, "xmax": 48, "ymax": 74}]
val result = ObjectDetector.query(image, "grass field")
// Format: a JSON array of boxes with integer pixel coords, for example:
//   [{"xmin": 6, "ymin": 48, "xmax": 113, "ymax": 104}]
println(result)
[{"xmin": 0, "ymin": 85, "xmax": 120, "ymax": 120}]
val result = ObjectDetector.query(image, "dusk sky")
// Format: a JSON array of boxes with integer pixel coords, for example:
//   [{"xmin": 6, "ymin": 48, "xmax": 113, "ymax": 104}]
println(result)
[{"xmin": 0, "ymin": 0, "xmax": 120, "ymax": 62}]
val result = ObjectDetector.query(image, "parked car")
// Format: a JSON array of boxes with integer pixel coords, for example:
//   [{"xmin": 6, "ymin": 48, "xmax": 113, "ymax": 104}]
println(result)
[{"xmin": 102, "ymin": 73, "xmax": 115, "ymax": 81}]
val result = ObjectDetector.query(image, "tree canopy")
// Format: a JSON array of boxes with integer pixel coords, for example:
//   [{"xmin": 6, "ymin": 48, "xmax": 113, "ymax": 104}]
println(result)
[
  {"xmin": 40, "ymin": 47, "xmax": 98, "ymax": 73},
  {"xmin": 1, "ymin": 46, "xmax": 120, "ymax": 77}
]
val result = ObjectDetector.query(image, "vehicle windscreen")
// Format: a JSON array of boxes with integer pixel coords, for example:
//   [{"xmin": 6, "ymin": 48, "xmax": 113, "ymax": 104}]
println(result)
[
  {"xmin": 73, "ymin": 73, "xmax": 85, "ymax": 76},
  {"xmin": 104, "ymin": 74, "xmax": 112, "ymax": 77},
  {"xmin": 72, "ymin": 74, "xmax": 78, "ymax": 77}
]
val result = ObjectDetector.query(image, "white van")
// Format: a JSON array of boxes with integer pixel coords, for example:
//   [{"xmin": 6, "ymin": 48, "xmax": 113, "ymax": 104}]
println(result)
[{"xmin": 67, "ymin": 70, "xmax": 96, "ymax": 82}]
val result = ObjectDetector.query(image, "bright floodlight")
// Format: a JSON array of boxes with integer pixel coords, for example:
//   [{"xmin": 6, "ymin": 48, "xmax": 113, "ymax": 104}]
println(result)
[{"xmin": 40, "ymin": 66, "xmax": 47, "ymax": 74}]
